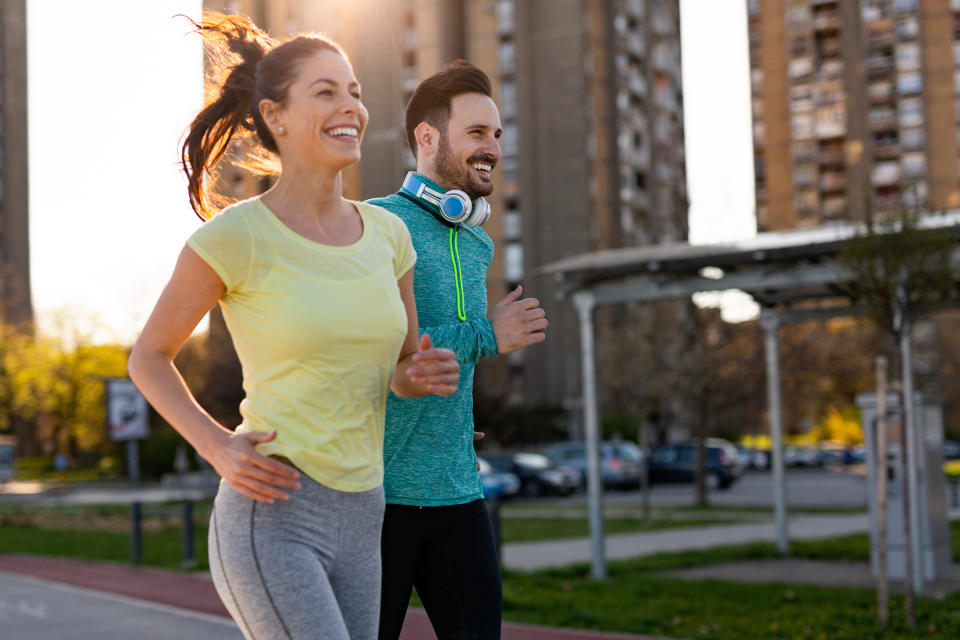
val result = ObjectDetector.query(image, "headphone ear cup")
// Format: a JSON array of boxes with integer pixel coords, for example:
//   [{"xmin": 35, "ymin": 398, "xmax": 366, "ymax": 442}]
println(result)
[
  {"xmin": 466, "ymin": 198, "xmax": 490, "ymax": 227},
  {"xmin": 439, "ymin": 190, "xmax": 472, "ymax": 223}
]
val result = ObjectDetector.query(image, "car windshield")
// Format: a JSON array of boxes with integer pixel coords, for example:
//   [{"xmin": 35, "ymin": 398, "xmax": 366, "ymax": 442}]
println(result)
[
  {"xmin": 514, "ymin": 453, "xmax": 553, "ymax": 469},
  {"xmin": 485, "ymin": 457, "xmax": 512, "ymax": 472},
  {"xmin": 616, "ymin": 444, "xmax": 642, "ymax": 461}
]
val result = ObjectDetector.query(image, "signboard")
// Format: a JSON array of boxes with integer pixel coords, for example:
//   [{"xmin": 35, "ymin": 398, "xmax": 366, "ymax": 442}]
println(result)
[{"xmin": 106, "ymin": 378, "xmax": 149, "ymax": 442}]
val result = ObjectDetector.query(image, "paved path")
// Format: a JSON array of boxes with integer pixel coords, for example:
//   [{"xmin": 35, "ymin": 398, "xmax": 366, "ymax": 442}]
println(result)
[
  {"xmin": 502, "ymin": 513, "xmax": 870, "ymax": 570},
  {"xmin": 0, "ymin": 555, "xmax": 675, "ymax": 640}
]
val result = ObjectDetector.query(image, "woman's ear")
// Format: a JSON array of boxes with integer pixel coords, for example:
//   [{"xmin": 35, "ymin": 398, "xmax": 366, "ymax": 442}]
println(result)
[{"xmin": 259, "ymin": 98, "xmax": 285, "ymax": 136}]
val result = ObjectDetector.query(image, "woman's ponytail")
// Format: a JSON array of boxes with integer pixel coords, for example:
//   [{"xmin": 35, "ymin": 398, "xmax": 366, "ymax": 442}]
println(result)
[{"xmin": 180, "ymin": 13, "xmax": 274, "ymax": 220}]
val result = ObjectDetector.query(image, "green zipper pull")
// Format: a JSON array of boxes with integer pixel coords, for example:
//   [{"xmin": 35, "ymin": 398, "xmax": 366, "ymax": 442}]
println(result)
[{"xmin": 448, "ymin": 227, "xmax": 467, "ymax": 322}]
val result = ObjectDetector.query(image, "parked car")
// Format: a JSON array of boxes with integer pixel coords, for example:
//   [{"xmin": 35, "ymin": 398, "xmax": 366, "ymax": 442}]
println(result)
[
  {"xmin": 544, "ymin": 440, "xmax": 644, "ymax": 490},
  {"xmin": 0, "ymin": 436, "xmax": 13, "ymax": 483},
  {"xmin": 784, "ymin": 445, "xmax": 821, "ymax": 467},
  {"xmin": 943, "ymin": 440, "xmax": 960, "ymax": 461},
  {"xmin": 735, "ymin": 445, "xmax": 770, "ymax": 471},
  {"xmin": 478, "ymin": 457, "xmax": 520, "ymax": 501},
  {"xmin": 647, "ymin": 439, "xmax": 741, "ymax": 490},
  {"xmin": 484, "ymin": 453, "xmax": 580, "ymax": 497}
]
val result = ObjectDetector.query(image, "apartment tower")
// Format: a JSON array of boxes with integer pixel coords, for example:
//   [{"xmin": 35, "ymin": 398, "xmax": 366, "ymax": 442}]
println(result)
[{"xmin": 749, "ymin": 0, "xmax": 960, "ymax": 231}]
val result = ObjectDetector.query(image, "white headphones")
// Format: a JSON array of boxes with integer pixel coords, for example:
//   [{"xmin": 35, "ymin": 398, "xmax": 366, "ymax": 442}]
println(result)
[{"xmin": 401, "ymin": 172, "xmax": 490, "ymax": 227}]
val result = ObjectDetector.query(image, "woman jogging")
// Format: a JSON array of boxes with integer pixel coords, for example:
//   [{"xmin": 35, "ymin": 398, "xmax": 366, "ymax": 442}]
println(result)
[{"xmin": 128, "ymin": 14, "xmax": 459, "ymax": 640}]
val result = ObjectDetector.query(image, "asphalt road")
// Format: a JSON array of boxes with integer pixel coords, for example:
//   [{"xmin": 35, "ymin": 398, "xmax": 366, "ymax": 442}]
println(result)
[
  {"xmin": 552, "ymin": 468, "xmax": 869, "ymax": 509},
  {"xmin": 0, "ymin": 571, "xmax": 242, "ymax": 640}
]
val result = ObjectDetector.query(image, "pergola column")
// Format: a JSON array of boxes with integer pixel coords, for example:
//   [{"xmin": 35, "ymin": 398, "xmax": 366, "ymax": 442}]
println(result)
[
  {"xmin": 573, "ymin": 291, "xmax": 606, "ymax": 579},
  {"xmin": 761, "ymin": 308, "xmax": 789, "ymax": 553}
]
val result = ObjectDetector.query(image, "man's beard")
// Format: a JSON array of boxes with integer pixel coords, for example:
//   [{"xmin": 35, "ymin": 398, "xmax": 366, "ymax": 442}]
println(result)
[{"xmin": 435, "ymin": 131, "xmax": 494, "ymax": 200}]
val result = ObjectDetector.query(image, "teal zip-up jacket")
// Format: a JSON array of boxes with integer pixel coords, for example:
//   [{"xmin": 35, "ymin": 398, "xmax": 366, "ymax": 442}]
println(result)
[{"xmin": 368, "ymin": 175, "xmax": 498, "ymax": 506}]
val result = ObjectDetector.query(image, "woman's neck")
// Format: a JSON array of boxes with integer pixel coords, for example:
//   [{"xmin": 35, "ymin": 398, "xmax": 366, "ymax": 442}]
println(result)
[{"xmin": 262, "ymin": 164, "xmax": 347, "ymax": 222}]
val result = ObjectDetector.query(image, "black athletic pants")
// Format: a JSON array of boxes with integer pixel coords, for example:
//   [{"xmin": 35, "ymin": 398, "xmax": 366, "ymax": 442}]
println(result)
[{"xmin": 378, "ymin": 499, "xmax": 502, "ymax": 640}]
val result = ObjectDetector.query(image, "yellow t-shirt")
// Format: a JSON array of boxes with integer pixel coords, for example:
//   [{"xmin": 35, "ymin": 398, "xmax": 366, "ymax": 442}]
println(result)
[{"xmin": 186, "ymin": 197, "xmax": 416, "ymax": 492}]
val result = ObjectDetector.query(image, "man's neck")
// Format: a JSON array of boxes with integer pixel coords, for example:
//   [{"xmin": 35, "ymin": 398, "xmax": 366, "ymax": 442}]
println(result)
[{"xmin": 414, "ymin": 167, "xmax": 452, "ymax": 192}]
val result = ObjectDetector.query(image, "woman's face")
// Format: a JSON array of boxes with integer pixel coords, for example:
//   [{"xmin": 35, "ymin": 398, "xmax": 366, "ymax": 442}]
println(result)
[{"xmin": 272, "ymin": 49, "xmax": 368, "ymax": 172}]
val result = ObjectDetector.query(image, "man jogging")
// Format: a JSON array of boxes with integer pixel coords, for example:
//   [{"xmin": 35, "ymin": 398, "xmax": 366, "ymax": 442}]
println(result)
[{"xmin": 369, "ymin": 60, "xmax": 547, "ymax": 640}]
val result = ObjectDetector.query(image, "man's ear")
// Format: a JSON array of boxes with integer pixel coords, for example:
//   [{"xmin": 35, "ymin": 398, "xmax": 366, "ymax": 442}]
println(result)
[{"xmin": 414, "ymin": 122, "xmax": 439, "ymax": 157}]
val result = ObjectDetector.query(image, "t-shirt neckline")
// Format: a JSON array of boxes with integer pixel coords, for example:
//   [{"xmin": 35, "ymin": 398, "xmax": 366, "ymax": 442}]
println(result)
[{"xmin": 254, "ymin": 197, "xmax": 370, "ymax": 253}]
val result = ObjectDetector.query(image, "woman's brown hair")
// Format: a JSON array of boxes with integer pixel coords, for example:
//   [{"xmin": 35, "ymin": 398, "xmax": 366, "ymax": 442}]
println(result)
[{"xmin": 180, "ymin": 13, "xmax": 346, "ymax": 220}]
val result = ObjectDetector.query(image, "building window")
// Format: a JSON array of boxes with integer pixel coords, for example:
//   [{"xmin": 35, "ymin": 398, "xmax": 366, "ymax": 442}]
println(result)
[
  {"xmin": 791, "ymin": 113, "xmax": 814, "ymax": 139},
  {"xmin": 790, "ymin": 84, "xmax": 813, "ymax": 112},
  {"xmin": 503, "ymin": 210, "xmax": 522, "ymax": 239},
  {"xmin": 896, "ymin": 43, "xmax": 921, "ymax": 71},
  {"xmin": 902, "ymin": 152, "xmax": 926, "ymax": 178},
  {"xmin": 501, "ymin": 121, "xmax": 518, "ymax": 157},
  {"xmin": 504, "ymin": 243, "xmax": 524, "ymax": 282},
  {"xmin": 899, "ymin": 98, "xmax": 924, "ymax": 127},
  {"xmin": 496, "ymin": 0, "xmax": 514, "ymax": 34},
  {"xmin": 501, "ymin": 80, "xmax": 516, "ymax": 119},
  {"xmin": 893, "ymin": 0, "xmax": 918, "ymax": 12},
  {"xmin": 897, "ymin": 72, "xmax": 922, "ymax": 94},
  {"xmin": 901, "ymin": 127, "xmax": 925, "ymax": 150},
  {"xmin": 872, "ymin": 161, "xmax": 901, "ymax": 186},
  {"xmin": 793, "ymin": 165, "xmax": 816, "ymax": 188},
  {"xmin": 499, "ymin": 40, "xmax": 516, "ymax": 75},
  {"xmin": 786, "ymin": 5, "xmax": 810, "ymax": 28},
  {"xmin": 816, "ymin": 104, "xmax": 846, "ymax": 138},
  {"xmin": 897, "ymin": 17, "xmax": 920, "ymax": 39},
  {"xmin": 788, "ymin": 57, "xmax": 813, "ymax": 80}
]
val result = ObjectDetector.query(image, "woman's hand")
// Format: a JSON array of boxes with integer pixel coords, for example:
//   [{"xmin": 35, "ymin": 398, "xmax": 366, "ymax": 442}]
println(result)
[
  {"xmin": 205, "ymin": 430, "xmax": 302, "ymax": 503},
  {"xmin": 405, "ymin": 334, "xmax": 460, "ymax": 397}
]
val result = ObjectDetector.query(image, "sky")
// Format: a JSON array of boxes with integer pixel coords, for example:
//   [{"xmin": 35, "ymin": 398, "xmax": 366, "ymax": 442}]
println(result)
[{"xmin": 27, "ymin": 0, "xmax": 757, "ymax": 345}]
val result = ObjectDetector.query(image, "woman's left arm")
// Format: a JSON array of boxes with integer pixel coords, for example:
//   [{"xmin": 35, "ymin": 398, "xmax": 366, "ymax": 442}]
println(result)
[{"xmin": 391, "ymin": 269, "xmax": 460, "ymax": 397}]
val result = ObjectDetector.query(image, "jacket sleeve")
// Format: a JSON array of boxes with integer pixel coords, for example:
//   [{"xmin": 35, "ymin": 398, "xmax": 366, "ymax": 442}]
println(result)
[{"xmin": 419, "ymin": 317, "xmax": 498, "ymax": 364}]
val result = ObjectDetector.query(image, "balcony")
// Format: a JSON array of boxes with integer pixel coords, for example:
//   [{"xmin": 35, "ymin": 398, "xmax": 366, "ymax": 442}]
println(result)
[
  {"xmin": 869, "ymin": 115, "xmax": 897, "ymax": 131},
  {"xmin": 866, "ymin": 57, "xmax": 895, "ymax": 76},
  {"xmin": 814, "ymin": 13, "xmax": 841, "ymax": 31},
  {"xmin": 625, "ymin": 31, "xmax": 645, "ymax": 56},
  {"xmin": 820, "ymin": 172, "xmax": 847, "ymax": 192},
  {"xmin": 873, "ymin": 141, "xmax": 900, "ymax": 160},
  {"xmin": 818, "ymin": 147, "xmax": 845, "ymax": 165}
]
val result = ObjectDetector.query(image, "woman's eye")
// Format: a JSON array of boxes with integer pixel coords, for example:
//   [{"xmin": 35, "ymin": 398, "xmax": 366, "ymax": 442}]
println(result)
[{"xmin": 316, "ymin": 90, "xmax": 333, "ymax": 97}]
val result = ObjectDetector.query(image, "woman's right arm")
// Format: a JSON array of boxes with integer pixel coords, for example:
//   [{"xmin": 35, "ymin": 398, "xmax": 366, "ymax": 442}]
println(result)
[{"xmin": 128, "ymin": 245, "xmax": 301, "ymax": 503}]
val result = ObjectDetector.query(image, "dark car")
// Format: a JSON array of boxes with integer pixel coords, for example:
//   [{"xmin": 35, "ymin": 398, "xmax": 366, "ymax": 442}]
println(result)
[
  {"xmin": 477, "ymin": 457, "xmax": 520, "ymax": 501},
  {"xmin": 484, "ymin": 453, "xmax": 580, "ymax": 498},
  {"xmin": 943, "ymin": 440, "xmax": 960, "ymax": 461},
  {"xmin": 544, "ymin": 441, "xmax": 644, "ymax": 490},
  {"xmin": 647, "ymin": 439, "xmax": 741, "ymax": 490}
]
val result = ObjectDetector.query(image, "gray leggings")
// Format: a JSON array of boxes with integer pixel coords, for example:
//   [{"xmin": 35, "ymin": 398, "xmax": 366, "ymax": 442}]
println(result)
[{"xmin": 208, "ymin": 473, "xmax": 385, "ymax": 640}]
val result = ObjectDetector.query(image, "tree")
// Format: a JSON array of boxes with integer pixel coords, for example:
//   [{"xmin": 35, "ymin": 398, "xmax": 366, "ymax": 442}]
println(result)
[{"xmin": 839, "ymin": 200, "xmax": 957, "ymax": 628}]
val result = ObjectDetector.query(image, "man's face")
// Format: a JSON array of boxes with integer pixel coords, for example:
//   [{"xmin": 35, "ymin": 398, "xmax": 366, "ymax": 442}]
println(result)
[{"xmin": 433, "ymin": 93, "xmax": 502, "ymax": 199}]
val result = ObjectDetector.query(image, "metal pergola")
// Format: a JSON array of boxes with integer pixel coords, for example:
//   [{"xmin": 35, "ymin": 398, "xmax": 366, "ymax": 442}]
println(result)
[{"xmin": 540, "ymin": 212, "xmax": 960, "ymax": 584}]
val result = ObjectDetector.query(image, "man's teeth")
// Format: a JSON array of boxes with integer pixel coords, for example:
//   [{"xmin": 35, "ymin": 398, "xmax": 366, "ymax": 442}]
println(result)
[
  {"xmin": 328, "ymin": 127, "xmax": 358, "ymax": 138},
  {"xmin": 471, "ymin": 163, "xmax": 492, "ymax": 172}
]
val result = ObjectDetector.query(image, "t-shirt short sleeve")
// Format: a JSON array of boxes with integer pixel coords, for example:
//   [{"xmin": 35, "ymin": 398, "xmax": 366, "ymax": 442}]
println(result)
[
  {"xmin": 186, "ymin": 207, "xmax": 253, "ymax": 293},
  {"xmin": 391, "ymin": 214, "xmax": 417, "ymax": 279}
]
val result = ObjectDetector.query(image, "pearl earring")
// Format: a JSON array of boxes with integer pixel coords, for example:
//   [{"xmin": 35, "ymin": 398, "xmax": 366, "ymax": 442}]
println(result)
[{"xmin": 277, "ymin": 126, "xmax": 286, "ymax": 135}]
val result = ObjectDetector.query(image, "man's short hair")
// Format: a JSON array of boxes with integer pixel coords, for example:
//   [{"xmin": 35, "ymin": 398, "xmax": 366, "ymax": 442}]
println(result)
[{"xmin": 404, "ymin": 60, "xmax": 493, "ymax": 158}]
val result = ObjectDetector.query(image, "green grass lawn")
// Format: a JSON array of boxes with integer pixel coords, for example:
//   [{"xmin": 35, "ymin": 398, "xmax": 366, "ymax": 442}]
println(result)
[{"xmin": 1, "ymin": 506, "xmax": 958, "ymax": 639}]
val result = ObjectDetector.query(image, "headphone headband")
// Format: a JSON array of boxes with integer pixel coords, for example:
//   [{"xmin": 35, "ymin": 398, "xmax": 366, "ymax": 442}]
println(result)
[{"xmin": 400, "ymin": 172, "xmax": 490, "ymax": 227}]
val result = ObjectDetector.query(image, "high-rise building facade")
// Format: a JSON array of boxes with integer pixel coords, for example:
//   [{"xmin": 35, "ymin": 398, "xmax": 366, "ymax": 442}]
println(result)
[
  {"xmin": 748, "ymin": 0, "xmax": 960, "ymax": 232},
  {"xmin": 201, "ymin": 0, "xmax": 689, "ymax": 427},
  {"xmin": 1, "ymin": 0, "xmax": 31, "ymax": 326}
]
